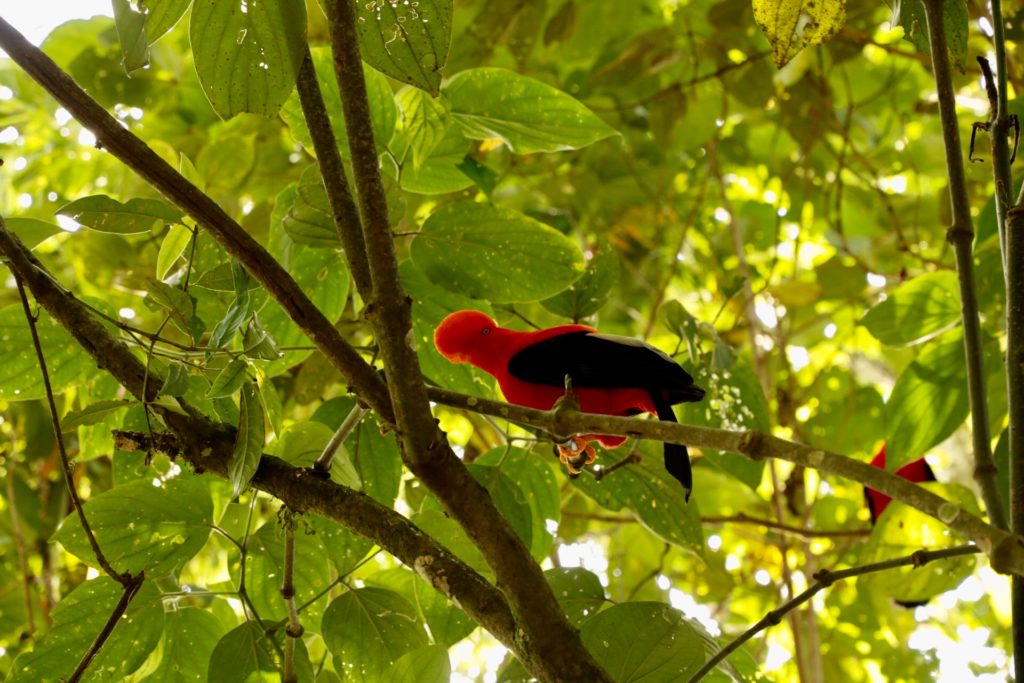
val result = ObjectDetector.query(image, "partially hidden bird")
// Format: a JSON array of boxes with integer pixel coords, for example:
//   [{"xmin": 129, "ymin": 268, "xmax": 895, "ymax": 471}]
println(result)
[
  {"xmin": 434, "ymin": 310, "xmax": 705, "ymax": 500},
  {"xmin": 864, "ymin": 443, "xmax": 936, "ymax": 524}
]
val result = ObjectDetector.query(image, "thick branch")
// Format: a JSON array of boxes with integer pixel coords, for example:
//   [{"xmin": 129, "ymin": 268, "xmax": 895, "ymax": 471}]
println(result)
[
  {"xmin": 323, "ymin": 3, "xmax": 613, "ymax": 680},
  {"xmin": 427, "ymin": 386, "xmax": 1024, "ymax": 575},
  {"xmin": 0, "ymin": 222, "xmax": 518, "ymax": 658},
  {"xmin": 0, "ymin": 16, "xmax": 392, "ymax": 422},
  {"xmin": 921, "ymin": 0, "xmax": 1007, "ymax": 531},
  {"xmin": 295, "ymin": 48, "xmax": 374, "ymax": 302}
]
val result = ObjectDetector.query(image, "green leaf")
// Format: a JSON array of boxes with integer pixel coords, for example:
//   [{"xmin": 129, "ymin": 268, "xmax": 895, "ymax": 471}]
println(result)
[
  {"xmin": 356, "ymin": 0, "xmax": 452, "ymax": 95},
  {"xmin": 61, "ymin": 399, "xmax": 136, "ymax": 430},
  {"xmin": 230, "ymin": 381, "xmax": 265, "ymax": 496},
  {"xmin": 467, "ymin": 463, "xmax": 534, "ymax": 554},
  {"xmin": 143, "ymin": 0, "xmax": 192, "ymax": 43},
  {"xmin": 0, "ymin": 304, "xmax": 92, "ymax": 401},
  {"xmin": 113, "ymin": 0, "xmax": 150, "ymax": 74},
  {"xmin": 572, "ymin": 444, "xmax": 704, "ymax": 555},
  {"xmin": 859, "ymin": 482, "xmax": 978, "ymax": 604},
  {"xmin": 6, "ymin": 579, "xmax": 163, "ymax": 683},
  {"xmin": 477, "ymin": 446, "xmax": 561, "ymax": 559},
  {"xmin": 58, "ymin": 195, "xmax": 183, "ymax": 234},
  {"xmin": 5, "ymin": 217, "xmax": 63, "ymax": 249},
  {"xmin": 580, "ymin": 602, "xmax": 705, "ymax": 682},
  {"xmin": 365, "ymin": 568, "xmax": 476, "ymax": 647},
  {"xmin": 545, "ymin": 567, "xmax": 605, "ymax": 625},
  {"xmin": 885, "ymin": 332, "xmax": 969, "ymax": 470},
  {"xmin": 541, "ymin": 243, "xmax": 619, "ymax": 320},
  {"xmin": 156, "ymin": 224, "xmax": 195, "ymax": 280},
  {"xmin": 894, "ymin": 0, "xmax": 968, "ymax": 72},
  {"xmin": 243, "ymin": 314, "xmax": 282, "ymax": 361},
  {"xmin": 209, "ymin": 286, "xmax": 252, "ymax": 348},
  {"xmin": 207, "ymin": 357, "xmax": 250, "ymax": 398},
  {"xmin": 258, "ymin": 246, "xmax": 350, "ymax": 376},
  {"xmin": 53, "ymin": 476, "xmax": 213, "ymax": 575},
  {"xmin": 396, "ymin": 123, "xmax": 474, "ymax": 195},
  {"xmin": 861, "ymin": 271, "xmax": 960, "ymax": 346},
  {"xmin": 387, "ymin": 645, "xmax": 452, "ymax": 683},
  {"xmin": 150, "ymin": 608, "xmax": 227, "ymax": 683},
  {"xmin": 208, "ymin": 621, "xmax": 277, "ymax": 683},
  {"xmin": 322, "ymin": 587, "xmax": 429, "ymax": 682},
  {"xmin": 190, "ymin": 0, "xmax": 306, "ymax": 117},
  {"xmin": 282, "ymin": 166, "xmax": 340, "ymax": 247},
  {"xmin": 410, "ymin": 201, "xmax": 585, "ymax": 303},
  {"xmin": 400, "ymin": 260, "xmax": 492, "ymax": 395},
  {"xmin": 444, "ymin": 68, "xmax": 617, "ymax": 153},
  {"xmin": 196, "ymin": 134, "xmax": 256, "ymax": 191},
  {"xmin": 280, "ymin": 48, "xmax": 398, "ymax": 156},
  {"xmin": 411, "ymin": 508, "xmax": 489, "ymax": 575},
  {"xmin": 396, "ymin": 86, "xmax": 450, "ymax": 168},
  {"xmin": 753, "ymin": 0, "xmax": 847, "ymax": 69}
]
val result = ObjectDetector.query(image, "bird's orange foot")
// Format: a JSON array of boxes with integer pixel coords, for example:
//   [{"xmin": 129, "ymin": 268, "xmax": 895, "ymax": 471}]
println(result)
[{"xmin": 557, "ymin": 438, "xmax": 597, "ymax": 475}]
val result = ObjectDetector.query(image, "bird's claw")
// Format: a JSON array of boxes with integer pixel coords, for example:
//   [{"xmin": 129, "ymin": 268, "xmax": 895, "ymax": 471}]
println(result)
[{"xmin": 557, "ymin": 437, "xmax": 597, "ymax": 475}]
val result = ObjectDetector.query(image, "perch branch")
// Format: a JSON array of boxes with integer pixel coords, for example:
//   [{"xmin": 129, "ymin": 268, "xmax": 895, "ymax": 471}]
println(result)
[{"xmin": 426, "ymin": 385, "xmax": 1024, "ymax": 575}]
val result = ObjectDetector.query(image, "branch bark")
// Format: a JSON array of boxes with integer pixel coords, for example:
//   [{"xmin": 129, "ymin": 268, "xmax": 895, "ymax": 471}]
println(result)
[
  {"xmin": 921, "ymin": 0, "xmax": 1007, "ymax": 531},
  {"xmin": 426, "ymin": 385, "xmax": 1024, "ymax": 575},
  {"xmin": 0, "ymin": 220, "xmax": 520, "ymax": 660}
]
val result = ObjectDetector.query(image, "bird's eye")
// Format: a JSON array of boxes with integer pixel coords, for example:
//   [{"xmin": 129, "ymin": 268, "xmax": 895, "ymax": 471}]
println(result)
[{"xmin": 481, "ymin": 327, "xmax": 491, "ymax": 336}]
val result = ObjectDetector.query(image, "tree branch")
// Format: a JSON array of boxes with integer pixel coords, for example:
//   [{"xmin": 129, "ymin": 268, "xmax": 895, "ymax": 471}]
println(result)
[
  {"xmin": 0, "ymin": 16, "xmax": 393, "ymax": 423},
  {"xmin": 0, "ymin": 221, "xmax": 520, "ymax": 660},
  {"xmin": 323, "ymin": 3, "xmax": 614, "ymax": 680},
  {"xmin": 295, "ymin": 47, "xmax": 374, "ymax": 302},
  {"xmin": 686, "ymin": 544, "xmax": 981, "ymax": 682},
  {"xmin": 921, "ymin": 0, "xmax": 1006, "ymax": 531},
  {"xmin": 426, "ymin": 385, "xmax": 1024, "ymax": 575}
]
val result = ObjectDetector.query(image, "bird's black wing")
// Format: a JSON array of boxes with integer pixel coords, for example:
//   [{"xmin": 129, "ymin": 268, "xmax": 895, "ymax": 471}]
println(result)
[{"xmin": 507, "ymin": 332, "xmax": 704, "ymax": 403}]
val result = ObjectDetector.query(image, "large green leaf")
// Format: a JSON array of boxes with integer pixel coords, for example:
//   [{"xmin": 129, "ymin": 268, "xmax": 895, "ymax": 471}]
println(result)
[
  {"xmin": 410, "ymin": 201, "xmax": 585, "ymax": 303},
  {"xmin": 477, "ymin": 446, "xmax": 561, "ymax": 559},
  {"xmin": 885, "ymin": 332, "xmax": 969, "ymax": 470},
  {"xmin": 322, "ymin": 587, "xmax": 429, "ymax": 682},
  {"xmin": 58, "ymin": 195, "xmax": 183, "ymax": 234},
  {"xmin": 53, "ymin": 476, "xmax": 214, "ymax": 576},
  {"xmin": 149, "ymin": 608, "xmax": 226, "ymax": 683},
  {"xmin": 545, "ymin": 567, "xmax": 605, "ymax": 626},
  {"xmin": 395, "ymin": 123, "xmax": 475, "ymax": 195},
  {"xmin": 386, "ymin": 645, "xmax": 452, "ymax": 683},
  {"xmin": 395, "ymin": 86, "xmax": 451, "ymax": 169},
  {"xmin": 541, "ymin": 242, "xmax": 620, "ymax": 320},
  {"xmin": 282, "ymin": 165, "xmax": 340, "ymax": 247},
  {"xmin": 0, "ymin": 305, "xmax": 93, "ymax": 401},
  {"xmin": 400, "ymin": 260, "xmax": 492, "ymax": 395},
  {"xmin": 258, "ymin": 246, "xmax": 350, "ymax": 376},
  {"xmin": 444, "ymin": 68, "xmax": 617, "ymax": 153},
  {"xmin": 4, "ymin": 217, "xmax": 63, "ymax": 249},
  {"xmin": 572, "ymin": 443, "xmax": 704, "ymax": 555},
  {"xmin": 142, "ymin": 0, "xmax": 192, "ymax": 43},
  {"xmin": 365, "ymin": 568, "xmax": 476, "ymax": 647},
  {"xmin": 580, "ymin": 602, "xmax": 705, "ymax": 682},
  {"xmin": 190, "ymin": 0, "xmax": 306, "ymax": 117},
  {"xmin": 356, "ymin": 0, "xmax": 453, "ymax": 95},
  {"xmin": 207, "ymin": 621, "xmax": 277, "ymax": 683},
  {"xmin": 280, "ymin": 48, "xmax": 398, "ymax": 157},
  {"xmin": 861, "ymin": 271, "xmax": 960, "ymax": 346},
  {"xmin": 6, "ymin": 579, "xmax": 163, "ymax": 683}
]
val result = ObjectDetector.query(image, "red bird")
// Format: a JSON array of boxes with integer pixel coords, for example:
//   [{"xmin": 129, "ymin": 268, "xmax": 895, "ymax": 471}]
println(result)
[
  {"xmin": 864, "ymin": 444, "xmax": 936, "ymax": 523},
  {"xmin": 434, "ymin": 310, "xmax": 705, "ymax": 500}
]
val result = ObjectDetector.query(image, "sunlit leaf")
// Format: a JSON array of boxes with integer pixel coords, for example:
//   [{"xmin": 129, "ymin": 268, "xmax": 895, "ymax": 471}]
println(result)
[
  {"xmin": 861, "ymin": 271, "xmax": 960, "ymax": 346},
  {"xmin": 356, "ymin": 0, "xmax": 452, "ymax": 95}
]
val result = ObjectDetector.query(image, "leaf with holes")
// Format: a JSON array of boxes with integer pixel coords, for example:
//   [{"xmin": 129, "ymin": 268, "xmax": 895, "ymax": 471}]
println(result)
[
  {"xmin": 753, "ymin": 0, "xmax": 847, "ymax": 68},
  {"xmin": 356, "ymin": 0, "xmax": 452, "ymax": 95}
]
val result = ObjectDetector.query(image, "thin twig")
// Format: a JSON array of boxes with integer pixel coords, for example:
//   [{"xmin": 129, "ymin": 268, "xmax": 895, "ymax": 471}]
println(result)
[
  {"xmin": 313, "ymin": 404, "xmax": 368, "ymax": 475},
  {"xmin": 14, "ymin": 275, "xmax": 131, "ymax": 584},
  {"xmin": 920, "ymin": 0, "xmax": 1006, "ymax": 532},
  {"xmin": 686, "ymin": 544, "xmax": 981, "ymax": 682},
  {"xmin": 67, "ymin": 573, "xmax": 146, "ymax": 683},
  {"xmin": 701, "ymin": 513, "xmax": 870, "ymax": 540},
  {"xmin": 281, "ymin": 512, "xmax": 303, "ymax": 683}
]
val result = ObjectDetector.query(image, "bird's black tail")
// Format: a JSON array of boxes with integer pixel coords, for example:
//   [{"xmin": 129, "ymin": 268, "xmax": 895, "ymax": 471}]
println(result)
[{"xmin": 653, "ymin": 395, "xmax": 692, "ymax": 502}]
